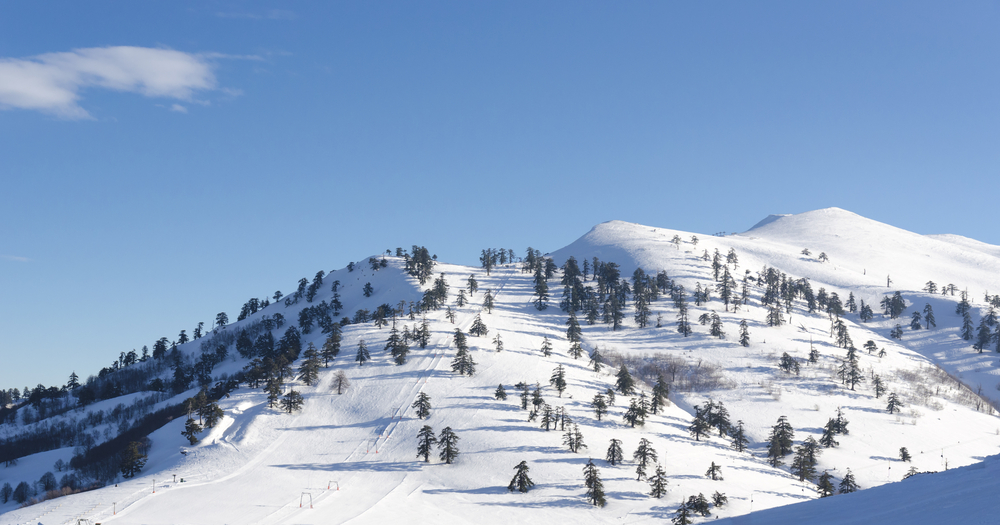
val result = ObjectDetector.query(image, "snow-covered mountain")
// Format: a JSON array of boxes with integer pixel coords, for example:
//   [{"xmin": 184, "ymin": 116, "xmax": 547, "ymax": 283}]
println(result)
[{"xmin": 3, "ymin": 208, "xmax": 1000, "ymax": 524}]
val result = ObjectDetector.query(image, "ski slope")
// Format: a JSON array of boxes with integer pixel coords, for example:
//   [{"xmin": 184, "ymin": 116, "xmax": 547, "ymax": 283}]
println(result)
[{"xmin": 4, "ymin": 208, "xmax": 1000, "ymax": 524}]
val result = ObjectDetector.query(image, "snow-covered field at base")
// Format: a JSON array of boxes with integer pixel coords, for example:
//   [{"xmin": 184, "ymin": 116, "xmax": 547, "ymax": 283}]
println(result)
[{"xmin": 3, "ymin": 207, "xmax": 1000, "ymax": 524}]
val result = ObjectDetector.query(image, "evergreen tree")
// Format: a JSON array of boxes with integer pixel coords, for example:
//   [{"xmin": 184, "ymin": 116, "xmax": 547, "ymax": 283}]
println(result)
[
  {"xmin": 633, "ymin": 438, "xmax": 658, "ymax": 480},
  {"xmin": 839, "ymin": 469, "xmax": 859, "ymax": 494},
  {"xmin": 910, "ymin": 311, "xmax": 922, "ymax": 330},
  {"xmin": 592, "ymin": 393, "xmax": 608, "ymax": 420},
  {"xmin": 649, "ymin": 463, "xmax": 669, "ymax": 498},
  {"xmin": 495, "ymin": 384, "xmax": 508, "ymax": 401},
  {"xmin": 550, "ymin": 365, "xmax": 568, "ymax": 397},
  {"xmin": 738, "ymin": 320, "xmax": 750, "ymax": 347},
  {"xmin": 687, "ymin": 403, "xmax": 711, "ymax": 441},
  {"xmin": 467, "ymin": 274, "xmax": 479, "ymax": 296},
  {"xmin": 566, "ymin": 311, "xmax": 582, "ymax": 342},
  {"xmin": 483, "ymin": 289, "xmax": 495, "ymax": 313},
  {"xmin": 298, "ymin": 343, "xmax": 321, "ymax": 385},
  {"xmin": 872, "ymin": 374, "xmax": 886, "ymax": 399},
  {"xmin": 508, "ymin": 461, "xmax": 535, "ymax": 493},
  {"xmin": 712, "ymin": 491, "xmax": 728, "ymax": 507},
  {"xmin": 493, "ymin": 333, "xmax": 504, "ymax": 352},
  {"xmin": 182, "ymin": 416, "xmax": 202, "ymax": 444},
  {"xmin": 386, "ymin": 318, "xmax": 410, "ymax": 365},
  {"xmin": 568, "ymin": 341, "xmax": 585, "ymax": 359},
  {"xmin": 705, "ymin": 461, "xmax": 723, "ymax": 481},
  {"xmin": 650, "ymin": 374, "xmax": 669, "ymax": 415},
  {"xmin": 539, "ymin": 404, "xmax": 556, "ymax": 431},
  {"xmin": 766, "ymin": 415, "xmax": 795, "ymax": 467},
  {"xmin": 779, "ymin": 352, "xmax": 800, "ymax": 375},
  {"xmin": 0, "ymin": 483, "xmax": 10, "ymax": 504},
  {"xmin": 438, "ymin": 427, "xmax": 460, "ymax": 464},
  {"xmin": 605, "ymin": 387, "xmax": 616, "ymax": 406},
  {"xmin": 730, "ymin": 420, "xmax": 749, "ymax": 452},
  {"xmin": 321, "ymin": 331, "xmax": 342, "ymax": 366},
  {"xmin": 416, "ymin": 425, "xmax": 437, "ymax": 462},
  {"xmin": 120, "ymin": 441, "xmax": 148, "ymax": 479},
  {"xmin": 355, "ymin": 339, "xmax": 371, "ymax": 366},
  {"xmin": 606, "ymin": 438, "xmax": 624, "ymax": 466},
  {"xmin": 411, "ymin": 392, "xmax": 432, "ymax": 419},
  {"xmin": 563, "ymin": 423, "xmax": 587, "ymax": 453},
  {"xmin": 790, "ymin": 436, "xmax": 821, "ymax": 481},
  {"xmin": 923, "ymin": 303, "xmax": 936, "ymax": 328},
  {"xmin": 588, "ymin": 347, "xmax": 604, "ymax": 373},
  {"xmin": 818, "ymin": 472, "xmax": 836, "ymax": 497},
  {"xmin": 451, "ymin": 345, "xmax": 477, "ymax": 376},
  {"xmin": 583, "ymin": 459, "xmax": 607, "ymax": 507},
  {"xmin": 540, "ymin": 336, "xmax": 553, "ymax": 357},
  {"xmin": 532, "ymin": 264, "xmax": 550, "ymax": 310},
  {"xmin": 470, "ymin": 314, "xmax": 489, "ymax": 337},
  {"xmin": 415, "ymin": 316, "xmax": 431, "ymax": 349},
  {"xmin": 281, "ymin": 389, "xmax": 304, "ymax": 413},
  {"xmin": 886, "ymin": 392, "xmax": 903, "ymax": 414},
  {"xmin": 819, "ymin": 419, "xmax": 840, "ymax": 448},
  {"xmin": 686, "ymin": 493, "xmax": 712, "ymax": 517},
  {"xmin": 672, "ymin": 504, "xmax": 693, "ymax": 525},
  {"xmin": 615, "ymin": 365, "xmax": 635, "ymax": 395},
  {"xmin": 899, "ymin": 447, "xmax": 912, "ymax": 462}
]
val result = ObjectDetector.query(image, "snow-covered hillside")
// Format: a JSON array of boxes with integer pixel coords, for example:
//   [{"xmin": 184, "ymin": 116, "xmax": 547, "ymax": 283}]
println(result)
[{"xmin": 3, "ymin": 208, "xmax": 1000, "ymax": 524}]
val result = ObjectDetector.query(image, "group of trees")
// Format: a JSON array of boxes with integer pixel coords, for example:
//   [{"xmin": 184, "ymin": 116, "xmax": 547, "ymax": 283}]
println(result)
[{"xmin": 416, "ymin": 426, "xmax": 460, "ymax": 464}]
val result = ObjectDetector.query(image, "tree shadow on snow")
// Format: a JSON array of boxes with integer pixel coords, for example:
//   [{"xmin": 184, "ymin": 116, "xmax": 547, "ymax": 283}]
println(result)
[{"xmin": 271, "ymin": 460, "xmax": 419, "ymax": 472}]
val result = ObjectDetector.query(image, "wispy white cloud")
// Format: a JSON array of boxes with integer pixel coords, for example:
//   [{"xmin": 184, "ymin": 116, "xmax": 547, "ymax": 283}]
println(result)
[
  {"xmin": 216, "ymin": 9, "xmax": 297, "ymax": 21},
  {"xmin": 1, "ymin": 255, "xmax": 31, "ymax": 262},
  {"xmin": 170, "ymin": 103, "xmax": 188, "ymax": 113},
  {"xmin": 0, "ymin": 46, "xmax": 217, "ymax": 119}
]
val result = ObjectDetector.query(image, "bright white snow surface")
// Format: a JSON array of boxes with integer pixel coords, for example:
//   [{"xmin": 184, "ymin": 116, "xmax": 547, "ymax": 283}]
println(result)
[{"xmin": 4, "ymin": 208, "xmax": 1000, "ymax": 524}]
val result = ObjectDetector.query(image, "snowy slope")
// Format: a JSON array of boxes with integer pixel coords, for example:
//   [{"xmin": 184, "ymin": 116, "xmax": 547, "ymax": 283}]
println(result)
[{"xmin": 4, "ymin": 208, "xmax": 1000, "ymax": 524}]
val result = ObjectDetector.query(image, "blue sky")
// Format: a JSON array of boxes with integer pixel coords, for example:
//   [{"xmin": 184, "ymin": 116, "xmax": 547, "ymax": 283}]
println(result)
[{"xmin": 1, "ymin": 1, "xmax": 998, "ymax": 389}]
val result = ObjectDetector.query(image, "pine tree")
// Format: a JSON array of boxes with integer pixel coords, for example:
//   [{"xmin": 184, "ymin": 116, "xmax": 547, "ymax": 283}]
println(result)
[
  {"xmin": 120, "ymin": 441, "xmax": 148, "ymax": 479},
  {"xmin": 508, "ymin": 461, "xmax": 534, "ymax": 493},
  {"xmin": 688, "ymin": 404, "xmax": 711, "ymax": 441},
  {"xmin": 730, "ymin": 420, "xmax": 749, "ymax": 452},
  {"xmin": 281, "ymin": 390, "xmax": 304, "ymax": 413},
  {"xmin": 411, "ymin": 392, "xmax": 432, "ymax": 419},
  {"xmin": 606, "ymin": 438, "xmax": 624, "ymax": 465},
  {"xmin": 451, "ymin": 345, "xmax": 477, "ymax": 376},
  {"xmin": 899, "ymin": 447, "xmax": 912, "ymax": 462},
  {"xmin": 705, "ymin": 461, "xmax": 723, "ymax": 481},
  {"xmin": 386, "ymin": 318, "xmax": 410, "ymax": 365},
  {"xmin": 563, "ymin": 312, "xmax": 583, "ymax": 346},
  {"xmin": 563, "ymin": 423, "xmax": 587, "ymax": 453},
  {"xmin": 615, "ymin": 365, "xmax": 635, "ymax": 395},
  {"xmin": 839, "ymin": 469, "xmax": 859, "ymax": 494},
  {"xmin": 819, "ymin": 419, "xmax": 840, "ymax": 448},
  {"xmin": 589, "ymin": 347, "xmax": 604, "ymax": 373},
  {"xmin": 818, "ymin": 472, "xmax": 836, "ymax": 497},
  {"xmin": 321, "ymin": 331, "xmax": 341, "ymax": 366},
  {"xmin": 624, "ymin": 398, "xmax": 644, "ymax": 428},
  {"xmin": 355, "ymin": 339, "xmax": 371, "ymax": 366},
  {"xmin": 738, "ymin": 320, "xmax": 750, "ymax": 347},
  {"xmin": 438, "ymin": 427, "xmax": 460, "ymax": 464},
  {"xmin": 583, "ymin": 459, "xmax": 607, "ymax": 507},
  {"xmin": 790, "ymin": 436, "xmax": 821, "ymax": 481},
  {"xmin": 779, "ymin": 352, "xmax": 800, "ymax": 375},
  {"xmin": 686, "ymin": 493, "xmax": 712, "ymax": 517},
  {"xmin": 470, "ymin": 314, "xmax": 489, "ymax": 337},
  {"xmin": 182, "ymin": 416, "xmax": 202, "ymax": 444},
  {"xmin": 886, "ymin": 392, "xmax": 903, "ymax": 414},
  {"xmin": 650, "ymin": 374, "xmax": 669, "ymax": 415},
  {"xmin": 592, "ymin": 393, "xmax": 608, "ymax": 420},
  {"xmin": 540, "ymin": 404, "xmax": 556, "ymax": 431},
  {"xmin": 483, "ymin": 289, "xmax": 495, "ymax": 313},
  {"xmin": 568, "ymin": 341, "xmax": 585, "ymax": 359},
  {"xmin": 298, "ymin": 343, "xmax": 321, "ymax": 385},
  {"xmin": 872, "ymin": 374, "xmax": 886, "ymax": 399},
  {"xmin": 713, "ymin": 491, "xmax": 728, "ymax": 507},
  {"xmin": 766, "ymin": 415, "xmax": 794, "ymax": 467},
  {"xmin": 416, "ymin": 425, "xmax": 437, "ymax": 462},
  {"xmin": 923, "ymin": 303, "xmax": 936, "ymax": 328},
  {"xmin": 672, "ymin": 504, "xmax": 693, "ymax": 525},
  {"xmin": 633, "ymin": 438, "xmax": 658, "ymax": 480},
  {"xmin": 533, "ymin": 264, "xmax": 549, "ymax": 310},
  {"xmin": 548, "ymin": 365, "xmax": 567, "ymax": 397},
  {"xmin": 467, "ymin": 274, "xmax": 479, "ymax": 296},
  {"xmin": 540, "ymin": 336, "xmax": 553, "ymax": 357},
  {"xmin": 495, "ymin": 384, "xmax": 508, "ymax": 400},
  {"xmin": 649, "ymin": 463, "xmax": 669, "ymax": 498}
]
